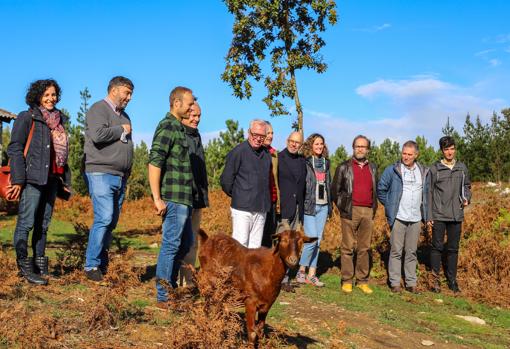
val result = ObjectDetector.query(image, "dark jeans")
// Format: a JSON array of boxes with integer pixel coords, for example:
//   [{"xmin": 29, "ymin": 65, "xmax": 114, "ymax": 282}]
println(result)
[
  {"xmin": 13, "ymin": 177, "xmax": 58, "ymax": 260},
  {"xmin": 261, "ymin": 202, "xmax": 277, "ymax": 248},
  {"xmin": 430, "ymin": 221, "xmax": 462, "ymax": 282}
]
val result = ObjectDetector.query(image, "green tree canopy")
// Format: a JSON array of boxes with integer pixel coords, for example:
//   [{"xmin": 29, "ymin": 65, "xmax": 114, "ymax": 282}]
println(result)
[
  {"xmin": 222, "ymin": 0, "xmax": 337, "ymax": 131},
  {"xmin": 205, "ymin": 119, "xmax": 245, "ymax": 188}
]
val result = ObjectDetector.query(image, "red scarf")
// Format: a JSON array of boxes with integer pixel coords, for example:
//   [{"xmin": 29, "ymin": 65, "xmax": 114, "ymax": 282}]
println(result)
[{"xmin": 39, "ymin": 107, "xmax": 68, "ymax": 167}]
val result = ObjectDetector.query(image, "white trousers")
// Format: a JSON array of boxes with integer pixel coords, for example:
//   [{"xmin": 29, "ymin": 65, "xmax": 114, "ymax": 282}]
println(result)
[{"xmin": 231, "ymin": 208, "xmax": 266, "ymax": 248}]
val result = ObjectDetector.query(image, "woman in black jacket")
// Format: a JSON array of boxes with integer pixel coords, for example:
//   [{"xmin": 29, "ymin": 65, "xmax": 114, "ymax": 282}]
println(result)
[
  {"xmin": 295, "ymin": 133, "xmax": 332, "ymax": 287},
  {"xmin": 7, "ymin": 79, "xmax": 71, "ymax": 285}
]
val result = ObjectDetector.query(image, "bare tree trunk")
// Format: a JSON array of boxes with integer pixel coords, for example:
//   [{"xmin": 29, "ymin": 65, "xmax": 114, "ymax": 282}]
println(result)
[{"xmin": 290, "ymin": 71, "xmax": 303, "ymax": 133}]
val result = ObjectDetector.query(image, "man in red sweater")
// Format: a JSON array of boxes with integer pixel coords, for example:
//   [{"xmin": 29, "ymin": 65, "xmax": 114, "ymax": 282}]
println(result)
[{"xmin": 331, "ymin": 135, "xmax": 378, "ymax": 294}]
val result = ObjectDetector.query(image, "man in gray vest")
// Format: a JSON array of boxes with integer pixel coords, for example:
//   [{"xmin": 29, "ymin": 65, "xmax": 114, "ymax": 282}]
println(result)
[{"xmin": 83, "ymin": 76, "xmax": 134, "ymax": 282}]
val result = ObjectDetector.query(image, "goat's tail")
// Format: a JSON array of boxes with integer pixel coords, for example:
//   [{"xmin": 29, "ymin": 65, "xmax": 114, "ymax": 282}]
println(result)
[{"xmin": 198, "ymin": 229, "xmax": 208, "ymax": 244}]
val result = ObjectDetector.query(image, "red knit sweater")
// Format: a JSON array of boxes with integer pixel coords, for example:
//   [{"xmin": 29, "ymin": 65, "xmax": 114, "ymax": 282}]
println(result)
[{"xmin": 351, "ymin": 160, "xmax": 373, "ymax": 207}]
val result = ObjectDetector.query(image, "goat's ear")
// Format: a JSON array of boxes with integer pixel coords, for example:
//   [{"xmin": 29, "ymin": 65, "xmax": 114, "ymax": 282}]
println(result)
[
  {"xmin": 271, "ymin": 232, "xmax": 281, "ymax": 255},
  {"xmin": 198, "ymin": 229, "xmax": 208, "ymax": 244},
  {"xmin": 299, "ymin": 231, "xmax": 318, "ymax": 243}
]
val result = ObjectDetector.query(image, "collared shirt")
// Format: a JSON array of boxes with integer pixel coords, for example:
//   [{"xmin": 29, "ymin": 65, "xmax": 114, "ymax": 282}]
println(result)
[
  {"xmin": 396, "ymin": 163, "xmax": 422, "ymax": 222},
  {"xmin": 148, "ymin": 112, "xmax": 193, "ymax": 206},
  {"xmin": 103, "ymin": 97, "xmax": 121, "ymax": 116},
  {"xmin": 103, "ymin": 97, "xmax": 128, "ymax": 143}
]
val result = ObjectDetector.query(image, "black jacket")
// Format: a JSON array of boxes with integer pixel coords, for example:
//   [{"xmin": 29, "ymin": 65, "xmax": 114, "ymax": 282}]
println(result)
[
  {"xmin": 278, "ymin": 148, "xmax": 306, "ymax": 222},
  {"xmin": 183, "ymin": 125, "xmax": 209, "ymax": 209},
  {"xmin": 220, "ymin": 141, "xmax": 271, "ymax": 213},
  {"xmin": 304, "ymin": 156, "xmax": 332, "ymax": 217},
  {"xmin": 428, "ymin": 160, "xmax": 471, "ymax": 222},
  {"xmin": 7, "ymin": 108, "xmax": 71, "ymax": 191},
  {"xmin": 331, "ymin": 159, "xmax": 378, "ymax": 219}
]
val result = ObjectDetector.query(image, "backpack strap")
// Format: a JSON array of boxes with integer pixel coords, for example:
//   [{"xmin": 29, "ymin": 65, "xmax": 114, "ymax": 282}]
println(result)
[{"xmin": 23, "ymin": 120, "xmax": 35, "ymax": 158}]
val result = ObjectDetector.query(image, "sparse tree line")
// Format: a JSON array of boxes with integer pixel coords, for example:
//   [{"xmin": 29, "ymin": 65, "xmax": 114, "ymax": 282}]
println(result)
[{"xmin": 3, "ymin": 89, "xmax": 508, "ymax": 199}]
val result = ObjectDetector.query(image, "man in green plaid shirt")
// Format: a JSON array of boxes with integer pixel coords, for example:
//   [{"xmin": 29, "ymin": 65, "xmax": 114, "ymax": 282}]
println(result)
[{"xmin": 148, "ymin": 86, "xmax": 195, "ymax": 306}]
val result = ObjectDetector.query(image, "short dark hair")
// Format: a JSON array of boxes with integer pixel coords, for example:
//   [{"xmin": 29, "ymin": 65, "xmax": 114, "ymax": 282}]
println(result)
[
  {"xmin": 352, "ymin": 134, "xmax": 371, "ymax": 149},
  {"xmin": 439, "ymin": 136, "xmax": 455, "ymax": 150},
  {"xmin": 169, "ymin": 86, "xmax": 193, "ymax": 106},
  {"xmin": 107, "ymin": 76, "xmax": 134, "ymax": 93},
  {"xmin": 402, "ymin": 140, "xmax": 419, "ymax": 152},
  {"xmin": 25, "ymin": 79, "xmax": 61, "ymax": 109}
]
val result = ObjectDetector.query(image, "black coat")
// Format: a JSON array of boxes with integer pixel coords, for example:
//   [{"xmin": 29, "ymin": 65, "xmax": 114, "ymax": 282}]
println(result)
[
  {"xmin": 183, "ymin": 125, "xmax": 209, "ymax": 209},
  {"xmin": 277, "ymin": 148, "xmax": 306, "ymax": 222},
  {"xmin": 220, "ymin": 141, "xmax": 271, "ymax": 213},
  {"xmin": 7, "ymin": 108, "xmax": 71, "ymax": 191}
]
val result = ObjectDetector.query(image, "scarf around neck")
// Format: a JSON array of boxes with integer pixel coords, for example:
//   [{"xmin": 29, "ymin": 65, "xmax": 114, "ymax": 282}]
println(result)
[{"xmin": 38, "ymin": 107, "xmax": 68, "ymax": 167}]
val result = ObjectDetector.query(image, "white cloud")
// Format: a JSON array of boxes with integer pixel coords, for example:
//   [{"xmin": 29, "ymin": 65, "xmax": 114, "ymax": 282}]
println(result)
[
  {"xmin": 302, "ymin": 76, "xmax": 506, "ymax": 152},
  {"xmin": 356, "ymin": 77, "xmax": 453, "ymax": 99},
  {"xmin": 489, "ymin": 59, "xmax": 502, "ymax": 67},
  {"xmin": 495, "ymin": 34, "xmax": 510, "ymax": 44},
  {"xmin": 201, "ymin": 129, "xmax": 223, "ymax": 146},
  {"xmin": 475, "ymin": 48, "xmax": 496, "ymax": 57},
  {"xmin": 354, "ymin": 23, "xmax": 392, "ymax": 33}
]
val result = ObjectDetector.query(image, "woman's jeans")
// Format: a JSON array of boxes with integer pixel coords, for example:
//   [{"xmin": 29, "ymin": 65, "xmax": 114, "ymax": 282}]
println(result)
[
  {"xmin": 13, "ymin": 178, "xmax": 58, "ymax": 260},
  {"xmin": 156, "ymin": 201, "xmax": 193, "ymax": 302},
  {"xmin": 84, "ymin": 172, "xmax": 127, "ymax": 271},
  {"xmin": 299, "ymin": 204, "xmax": 328, "ymax": 268}
]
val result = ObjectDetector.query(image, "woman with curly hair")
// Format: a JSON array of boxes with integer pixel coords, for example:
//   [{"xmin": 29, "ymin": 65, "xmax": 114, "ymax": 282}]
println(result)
[
  {"xmin": 295, "ymin": 133, "xmax": 332, "ymax": 287},
  {"xmin": 7, "ymin": 79, "xmax": 71, "ymax": 285}
]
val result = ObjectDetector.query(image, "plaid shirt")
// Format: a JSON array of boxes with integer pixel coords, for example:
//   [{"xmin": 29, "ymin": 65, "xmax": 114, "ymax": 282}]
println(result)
[{"xmin": 149, "ymin": 113, "xmax": 193, "ymax": 206}]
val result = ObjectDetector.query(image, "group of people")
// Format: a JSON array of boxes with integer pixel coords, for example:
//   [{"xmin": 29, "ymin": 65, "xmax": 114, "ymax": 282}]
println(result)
[
  {"xmin": 6, "ymin": 76, "xmax": 470, "ymax": 308},
  {"xmin": 6, "ymin": 77, "xmax": 208, "ymax": 307},
  {"xmin": 220, "ymin": 121, "xmax": 471, "ymax": 295}
]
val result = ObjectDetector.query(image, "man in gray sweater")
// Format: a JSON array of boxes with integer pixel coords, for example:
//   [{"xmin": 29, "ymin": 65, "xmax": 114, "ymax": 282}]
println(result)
[{"xmin": 83, "ymin": 76, "xmax": 134, "ymax": 282}]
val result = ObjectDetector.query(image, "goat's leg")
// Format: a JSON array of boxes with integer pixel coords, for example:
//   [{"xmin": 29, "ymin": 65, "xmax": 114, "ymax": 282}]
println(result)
[
  {"xmin": 256, "ymin": 311, "xmax": 268, "ymax": 338},
  {"xmin": 245, "ymin": 300, "xmax": 258, "ymax": 346}
]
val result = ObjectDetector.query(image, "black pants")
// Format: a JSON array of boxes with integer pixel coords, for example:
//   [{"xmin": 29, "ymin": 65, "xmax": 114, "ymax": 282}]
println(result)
[
  {"xmin": 430, "ymin": 221, "xmax": 462, "ymax": 282},
  {"xmin": 261, "ymin": 203, "xmax": 278, "ymax": 248}
]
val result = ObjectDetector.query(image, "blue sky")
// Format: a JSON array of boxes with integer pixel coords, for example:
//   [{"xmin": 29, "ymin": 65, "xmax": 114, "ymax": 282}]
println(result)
[{"xmin": 1, "ymin": 0, "xmax": 509, "ymax": 151}]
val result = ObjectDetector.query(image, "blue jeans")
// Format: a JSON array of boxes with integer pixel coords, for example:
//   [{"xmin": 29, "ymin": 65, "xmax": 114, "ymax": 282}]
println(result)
[
  {"xmin": 13, "ymin": 177, "xmax": 58, "ymax": 259},
  {"xmin": 84, "ymin": 172, "xmax": 126, "ymax": 271},
  {"xmin": 299, "ymin": 204, "xmax": 328, "ymax": 268},
  {"xmin": 156, "ymin": 201, "xmax": 193, "ymax": 302}
]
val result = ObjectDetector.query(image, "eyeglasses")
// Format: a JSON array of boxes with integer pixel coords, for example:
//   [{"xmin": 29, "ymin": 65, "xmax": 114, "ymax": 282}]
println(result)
[
  {"xmin": 288, "ymin": 139, "xmax": 302, "ymax": 145},
  {"xmin": 354, "ymin": 145, "xmax": 368, "ymax": 149},
  {"xmin": 249, "ymin": 130, "xmax": 266, "ymax": 140}
]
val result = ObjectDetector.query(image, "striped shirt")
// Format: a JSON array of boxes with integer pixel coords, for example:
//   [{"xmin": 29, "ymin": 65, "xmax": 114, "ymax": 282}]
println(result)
[{"xmin": 149, "ymin": 113, "xmax": 193, "ymax": 206}]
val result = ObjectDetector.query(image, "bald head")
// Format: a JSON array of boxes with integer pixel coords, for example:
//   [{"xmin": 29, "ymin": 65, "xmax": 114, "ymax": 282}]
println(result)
[
  {"xmin": 182, "ymin": 102, "xmax": 201, "ymax": 129},
  {"xmin": 286, "ymin": 131, "xmax": 303, "ymax": 154}
]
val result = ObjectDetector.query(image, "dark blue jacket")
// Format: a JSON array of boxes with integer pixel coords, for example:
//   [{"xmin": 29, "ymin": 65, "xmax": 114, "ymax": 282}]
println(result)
[
  {"xmin": 377, "ymin": 161, "xmax": 430, "ymax": 227},
  {"xmin": 220, "ymin": 141, "xmax": 271, "ymax": 213},
  {"xmin": 7, "ymin": 108, "xmax": 71, "ymax": 189},
  {"xmin": 278, "ymin": 148, "xmax": 306, "ymax": 222}
]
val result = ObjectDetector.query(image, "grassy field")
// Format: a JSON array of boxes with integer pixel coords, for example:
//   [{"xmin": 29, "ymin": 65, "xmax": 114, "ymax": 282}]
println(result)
[{"xmin": 0, "ymin": 184, "xmax": 509, "ymax": 348}]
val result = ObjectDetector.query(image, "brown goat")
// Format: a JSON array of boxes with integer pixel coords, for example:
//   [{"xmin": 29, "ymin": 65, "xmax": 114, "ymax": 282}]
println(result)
[{"xmin": 198, "ymin": 229, "xmax": 317, "ymax": 346}]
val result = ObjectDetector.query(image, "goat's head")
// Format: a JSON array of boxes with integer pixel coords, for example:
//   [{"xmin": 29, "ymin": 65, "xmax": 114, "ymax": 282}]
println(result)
[{"xmin": 272, "ymin": 230, "xmax": 318, "ymax": 268}]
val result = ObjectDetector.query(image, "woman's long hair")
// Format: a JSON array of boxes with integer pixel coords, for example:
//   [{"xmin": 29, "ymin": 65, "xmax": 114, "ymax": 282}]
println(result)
[{"xmin": 302, "ymin": 133, "xmax": 329, "ymax": 159}]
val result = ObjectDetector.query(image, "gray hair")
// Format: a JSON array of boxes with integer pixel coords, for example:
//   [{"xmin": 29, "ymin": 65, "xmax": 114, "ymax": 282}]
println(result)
[
  {"xmin": 402, "ymin": 140, "xmax": 419, "ymax": 152},
  {"xmin": 249, "ymin": 119, "xmax": 267, "ymax": 132}
]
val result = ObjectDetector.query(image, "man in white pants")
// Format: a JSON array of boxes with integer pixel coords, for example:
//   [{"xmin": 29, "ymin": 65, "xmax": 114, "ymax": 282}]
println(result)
[{"xmin": 220, "ymin": 119, "xmax": 271, "ymax": 248}]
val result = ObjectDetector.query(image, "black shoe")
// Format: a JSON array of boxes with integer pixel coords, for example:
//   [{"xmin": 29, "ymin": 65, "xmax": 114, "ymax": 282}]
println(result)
[
  {"xmin": 281, "ymin": 282, "xmax": 295, "ymax": 293},
  {"xmin": 34, "ymin": 256, "xmax": 49, "ymax": 276},
  {"xmin": 85, "ymin": 268, "xmax": 103, "ymax": 282},
  {"xmin": 390, "ymin": 286, "xmax": 401, "ymax": 293},
  {"xmin": 405, "ymin": 286, "xmax": 420, "ymax": 294},
  {"xmin": 448, "ymin": 281, "xmax": 461, "ymax": 293},
  {"xmin": 17, "ymin": 258, "xmax": 48, "ymax": 285}
]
